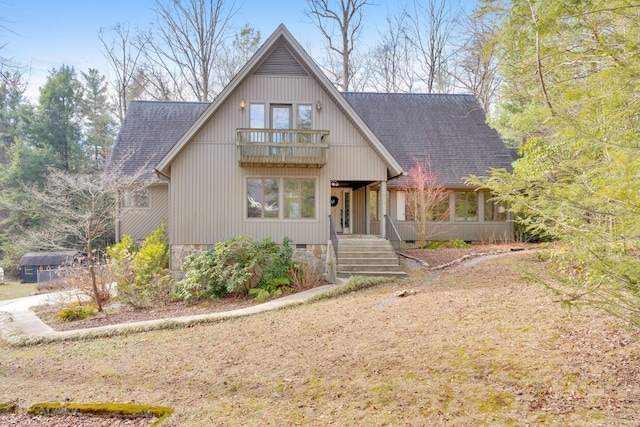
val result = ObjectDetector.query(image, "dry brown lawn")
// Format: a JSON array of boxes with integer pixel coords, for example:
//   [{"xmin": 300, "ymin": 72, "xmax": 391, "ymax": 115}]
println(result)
[{"xmin": 1, "ymin": 251, "xmax": 639, "ymax": 426}]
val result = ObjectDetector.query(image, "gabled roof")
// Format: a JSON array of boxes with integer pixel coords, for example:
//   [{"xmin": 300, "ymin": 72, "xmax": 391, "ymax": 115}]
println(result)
[
  {"xmin": 19, "ymin": 251, "xmax": 81, "ymax": 268},
  {"xmin": 342, "ymin": 92, "xmax": 513, "ymax": 187},
  {"xmin": 105, "ymin": 100, "xmax": 209, "ymax": 183},
  {"xmin": 154, "ymin": 23, "xmax": 404, "ymax": 178}
]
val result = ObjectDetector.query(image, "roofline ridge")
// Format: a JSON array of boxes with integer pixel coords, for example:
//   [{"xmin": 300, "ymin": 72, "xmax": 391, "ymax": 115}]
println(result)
[
  {"xmin": 129, "ymin": 99, "xmax": 211, "ymax": 105},
  {"xmin": 342, "ymin": 91, "xmax": 476, "ymax": 98}
]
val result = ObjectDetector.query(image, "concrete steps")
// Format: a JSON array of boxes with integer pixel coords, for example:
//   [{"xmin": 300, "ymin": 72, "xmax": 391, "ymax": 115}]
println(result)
[{"xmin": 336, "ymin": 237, "xmax": 406, "ymax": 279}]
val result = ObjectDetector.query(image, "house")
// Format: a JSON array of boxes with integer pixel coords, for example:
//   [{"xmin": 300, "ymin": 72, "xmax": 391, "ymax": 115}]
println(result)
[
  {"xmin": 106, "ymin": 24, "xmax": 514, "ymax": 276},
  {"xmin": 18, "ymin": 251, "xmax": 81, "ymax": 283}
]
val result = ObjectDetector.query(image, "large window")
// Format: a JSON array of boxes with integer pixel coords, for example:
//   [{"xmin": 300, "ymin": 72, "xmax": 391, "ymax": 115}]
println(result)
[
  {"xmin": 248, "ymin": 178, "xmax": 316, "ymax": 219},
  {"xmin": 284, "ymin": 179, "xmax": 315, "ymax": 219},
  {"xmin": 455, "ymin": 191, "xmax": 478, "ymax": 222},
  {"xmin": 123, "ymin": 189, "xmax": 149, "ymax": 208},
  {"xmin": 405, "ymin": 194, "xmax": 450, "ymax": 222},
  {"xmin": 247, "ymin": 178, "xmax": 279, "ymax": 218},
  {"xmin": 484, "ymin": 193, "xmax": 508, "ymax": 222}
]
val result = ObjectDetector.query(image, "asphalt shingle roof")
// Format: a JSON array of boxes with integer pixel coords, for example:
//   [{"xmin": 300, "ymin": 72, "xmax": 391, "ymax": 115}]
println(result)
[
  {"xmin": 108, "ymin": 95, "xmax": 512, "ymax": 188},
  {"xmin": 105, "ymin": 100, "xmax": 209, "ymax": 182},
  {"xmin": 342, "ymin": 92, "xmax": 513, "ymax": 187}
]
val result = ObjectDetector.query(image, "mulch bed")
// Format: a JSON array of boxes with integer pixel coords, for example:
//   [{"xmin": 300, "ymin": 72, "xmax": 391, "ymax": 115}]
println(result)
[{"xmin": 33, "ymin": 243, "xmax": 538, "ymax": 332}]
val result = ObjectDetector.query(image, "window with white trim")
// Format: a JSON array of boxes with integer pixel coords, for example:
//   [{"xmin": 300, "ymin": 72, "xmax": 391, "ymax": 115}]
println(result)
[
  {"xmin": 247, "ymin": 178, "xmax": 316, "ymax": 219},
  {"xmin": 484, "ymin": 193, "xmax": 508, "ymax": 222},
  {"xmin": 123, "ymin": 189, "xmax": 149, "ymax": 208},
  {"xmin": 455, "ymin": 191, "xmax": 478, "ymax": 222},
  {"xmin": 247, "ymin": 178, "xmax": 279, "ymax": 218}
]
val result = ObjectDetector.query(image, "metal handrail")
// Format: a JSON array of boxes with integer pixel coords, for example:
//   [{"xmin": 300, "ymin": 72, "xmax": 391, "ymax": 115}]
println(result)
[
  {"xmin": 384, "ymin": 214, "xmax": 402, "ymax": 264},
  {"xmin": 329, "ymin": 214, "xmax": 339, "ymax": 263}
]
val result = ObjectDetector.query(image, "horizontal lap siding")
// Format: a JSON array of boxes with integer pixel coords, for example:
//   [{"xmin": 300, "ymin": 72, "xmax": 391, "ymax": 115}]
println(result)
[{"xmin": 120, "ymin": 184, "xmax": 168, "ymax": 241}]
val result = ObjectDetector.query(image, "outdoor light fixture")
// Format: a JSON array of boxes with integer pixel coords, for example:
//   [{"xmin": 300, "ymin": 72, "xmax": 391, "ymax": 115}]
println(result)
[
  {"xmin": 331, "ymin": 180, "xmax": 339, "ymax": 187},
  {"xmin": 239, "ymin": 98, "xmax": 246, "ymax": 110},
  {"xmin": 316, "ymin": 100, "xmax": 322, "ymax": 111}
]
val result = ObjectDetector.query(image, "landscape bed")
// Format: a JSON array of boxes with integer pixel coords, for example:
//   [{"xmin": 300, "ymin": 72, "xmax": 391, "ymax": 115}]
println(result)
[{"xmin": 1, "ymin": 247, "xmax": 638, "ymax": 426}]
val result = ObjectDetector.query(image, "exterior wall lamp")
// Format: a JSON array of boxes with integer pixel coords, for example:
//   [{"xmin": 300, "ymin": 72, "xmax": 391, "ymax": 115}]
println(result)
[
  {"xmin": 240, "ymin": 99, "xmax": 246, "ymax": 110},
  {"xmin": 316, "ymin": 100, "xmax": 322, "ymax": 111}
]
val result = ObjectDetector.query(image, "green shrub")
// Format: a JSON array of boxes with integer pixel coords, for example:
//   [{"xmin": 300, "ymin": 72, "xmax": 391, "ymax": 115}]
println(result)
[
  {"xmin": 447, "ymin": 238, "xmax": 470, "ymax": 249},
  {"xmin": 424, "ymin": 239, "xmax": 470, "ymax": 250},
  {"xmin": 175, "ymin": 236, "xmax": 293, "ymax": 303},
  {"xmin": 106, "ymin": 234, "xmax": 136, "ymax": 287},
  {"xmin": 54, "ymin": 302, "xmax": 98, "ymax": 322},
  {"xmin": 107, "ymin": 221, "xmax": 172, "ymax": 308}
]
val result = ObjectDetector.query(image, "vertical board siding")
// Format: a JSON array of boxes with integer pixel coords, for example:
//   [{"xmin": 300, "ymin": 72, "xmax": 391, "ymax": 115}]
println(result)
[
  {"xmin": 120, "ymin": 184, "xmax": 168, "ymax": 241},
  {"xmin": 254, "ymin": 43, "xmax": 308, "ymax": 76},
  {"xmin": 352, "ymin": 188, "xmax": 366, "ymax": 234},
  {"xmin": 171, "ymin": 71, "xmax": 389, "ymax": 246},
  {"xmin": 371, "ymin": 221, "xmax": 514, "ymax": 242}
]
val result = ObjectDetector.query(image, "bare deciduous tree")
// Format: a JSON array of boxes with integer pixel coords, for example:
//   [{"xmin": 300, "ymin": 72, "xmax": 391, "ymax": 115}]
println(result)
[
  {"xmin": 26, "ymin": 161, "xmax": 152, "ymax": 311},
  {"xmin": 407, "ymin": 0, "xmax": 461, "ymax": 93},
  {"xmin": 451, "ymin": 8, "xmax": 502, "ymax": 112},
  {"xmin": 99, "ymin": 22, "xmax": 146, "ymax": 122},
  {"xmin": 400, "ymin": 157, "xmax": 450, "ymax": 248},
  {"xmin": 306, "ymin": 0, "xmax": 374, "ymax": 91},
  {"xmin": 214, "ymin": 24, "xmax": 262, "ymax": 89},
  {"xmin": 138, "ymin": 0, "xmax": 239, "ymax": 102},
  {"xmin": 367, "ymin": 11, "xmax": 415, "ymax": 93}
]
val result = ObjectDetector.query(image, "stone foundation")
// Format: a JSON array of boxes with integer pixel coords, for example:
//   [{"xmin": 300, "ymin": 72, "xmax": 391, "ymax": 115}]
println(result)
[{"xmin": 170, "ymin": 243, "xmax": 329, "ymax": 281}]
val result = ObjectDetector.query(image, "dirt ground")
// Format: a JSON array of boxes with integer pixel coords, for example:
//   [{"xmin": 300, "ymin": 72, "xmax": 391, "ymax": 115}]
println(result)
[
  {"xmin": 3, "ymin": 244, "xmax": 638, "ymax": 426},
  {"xmin": 32, "ymin": 243, "xmax": 536, "ymax": 332}
]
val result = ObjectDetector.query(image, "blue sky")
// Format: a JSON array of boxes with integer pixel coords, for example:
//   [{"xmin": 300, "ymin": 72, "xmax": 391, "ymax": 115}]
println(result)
[{"xmin": 1, "ymin": 0, "xmax": 474, "ymax": 100}]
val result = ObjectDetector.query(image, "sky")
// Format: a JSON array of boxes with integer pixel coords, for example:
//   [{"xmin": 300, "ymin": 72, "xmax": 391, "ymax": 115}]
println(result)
[{"xmin": 1, "ymin": 0, "xmax": 474, "ymax": 101}]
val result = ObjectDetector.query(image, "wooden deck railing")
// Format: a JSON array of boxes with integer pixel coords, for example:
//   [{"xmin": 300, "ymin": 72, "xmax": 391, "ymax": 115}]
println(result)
[{"xmin": 237, "ymin": 128, "xmax": 329, "ymax": 167}]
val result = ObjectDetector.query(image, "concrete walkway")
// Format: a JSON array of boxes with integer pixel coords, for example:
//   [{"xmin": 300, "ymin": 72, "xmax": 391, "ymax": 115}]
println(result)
[{"xmin": 0, "ymin": 284, "xmax": 340, "ymax": 344}]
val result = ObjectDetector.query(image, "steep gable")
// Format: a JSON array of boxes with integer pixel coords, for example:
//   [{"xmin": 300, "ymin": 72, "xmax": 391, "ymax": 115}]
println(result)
[{"xmin": 155, "ymin": 24, "xmax": 403, "ymax": 178}]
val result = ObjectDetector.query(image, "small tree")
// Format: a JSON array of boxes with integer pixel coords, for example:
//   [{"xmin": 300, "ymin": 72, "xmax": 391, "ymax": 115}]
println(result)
[
  {"xmin": 24, "ymin": 165, "xmax": 150, "ymax": 311},
  {"xmin": 400, "ymin": 157, "xmax": 450, "ymax": 247}
]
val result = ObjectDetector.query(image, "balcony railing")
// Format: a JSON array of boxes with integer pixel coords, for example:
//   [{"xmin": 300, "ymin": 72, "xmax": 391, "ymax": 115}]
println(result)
[{"xmin": 237, "ymin": 128, "xmax": 329, "ymax": 167}]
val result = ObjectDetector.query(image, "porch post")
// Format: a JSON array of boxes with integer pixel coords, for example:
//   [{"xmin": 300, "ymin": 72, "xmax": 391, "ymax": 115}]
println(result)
[
  {"xmin": 365, "ymin": 184, "xmax": 370, "ymax": 235},
  {"xmin": 380, "ymin": 181, "xmax": 387, "ymax": 237}
]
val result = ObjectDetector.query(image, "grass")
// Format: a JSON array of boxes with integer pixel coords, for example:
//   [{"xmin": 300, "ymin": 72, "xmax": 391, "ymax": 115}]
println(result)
[
  {"xmin": 1, "ymin": 251, "xmax": 639, "ymax": 426},
  {"xmin": 0, "ymin": 281, "xmax": 37, "ymax": 301}
]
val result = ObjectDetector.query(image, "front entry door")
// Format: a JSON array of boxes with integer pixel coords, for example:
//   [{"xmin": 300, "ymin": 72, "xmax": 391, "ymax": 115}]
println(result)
[{"xmin": 331, "ymin": 188, "xmax": 352, "ymax": 234}]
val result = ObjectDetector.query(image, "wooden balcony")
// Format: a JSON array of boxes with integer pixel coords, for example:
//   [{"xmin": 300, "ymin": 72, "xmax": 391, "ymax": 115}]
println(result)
[{"xmin": 237, "ymin": 128, "xmax": 330, "ymax": 168}]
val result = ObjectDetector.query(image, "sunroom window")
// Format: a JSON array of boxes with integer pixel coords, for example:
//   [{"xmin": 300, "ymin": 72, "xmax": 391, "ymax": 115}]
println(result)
[
  {"xmin": 484, "ymin": 193, "xmax": 508, "ymax": 222},
  {"xmin": 455, "ymin": 191, "xmax": 478, "ymax": 222}
]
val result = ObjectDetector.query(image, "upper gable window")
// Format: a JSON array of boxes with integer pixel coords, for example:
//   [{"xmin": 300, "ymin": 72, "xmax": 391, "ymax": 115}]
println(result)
[
  {"xmin": 297, "ymin": 105, "xmax": 312, "ymax": 143},
  {"xmin": 250, "ymin": 103, "xmax": 265, "ymax": 128},
  {"xmin": 249, "ymin": 104, "xmax": 265, "ymax": 142},
  {"xmin": 123, "ymin": 189, "xmax": 149, "ymax": 208}
]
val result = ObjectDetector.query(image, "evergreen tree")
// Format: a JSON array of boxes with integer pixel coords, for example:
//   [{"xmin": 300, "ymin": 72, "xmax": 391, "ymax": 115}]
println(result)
[
  {"xmin": 469, "ymin": 0, "xmax": 640, "ymax": 325},
  {"xmin": 29, "ymin": 65, "xmax": 84, "ymax": 172},
  {"xmin": 81, "ymin": 68, "xmax": 117, "ymax": 172}
]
